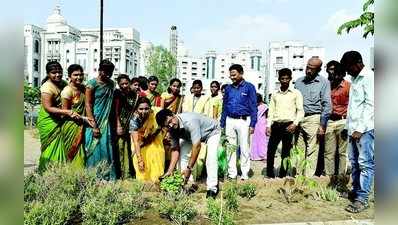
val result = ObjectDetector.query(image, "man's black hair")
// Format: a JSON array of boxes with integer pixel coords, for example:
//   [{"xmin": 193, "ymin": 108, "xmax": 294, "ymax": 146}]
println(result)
[
  {"xmin": 340, "ymin": 51, "xmax": 363, "ymax": 69},
  {"xmin": 326, "ymin": 60, "xmax": 346, "ymax": 77},
  {"xmin": 156, "ymin": 109, "xmax": 174, "ymax": 127},
  {"xmin": 278, "ymin": 68, "xmax": 292, "ymax": 79},
  {"xmin": 229, "ymin": 64, "xmax": 244, "ymax": 74}
]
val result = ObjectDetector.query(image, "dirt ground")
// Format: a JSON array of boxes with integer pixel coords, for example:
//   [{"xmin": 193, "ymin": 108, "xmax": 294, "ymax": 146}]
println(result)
[{"xmin": 24, "ymin": 129, "xmax": 374, "ymax": 224}]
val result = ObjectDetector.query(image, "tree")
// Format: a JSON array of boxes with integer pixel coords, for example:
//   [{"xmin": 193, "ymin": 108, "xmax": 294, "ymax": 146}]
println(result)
[
  {"xmin": 145, "ymin": 45, "xmax": 177, "ymax": 93},
  {"xmin": 337, "ymin": 0, "xmax": 374, "ymax": 38},
  {"xmin": 24, "ymin": 81, "xmax": 41, "ymax": 128}
]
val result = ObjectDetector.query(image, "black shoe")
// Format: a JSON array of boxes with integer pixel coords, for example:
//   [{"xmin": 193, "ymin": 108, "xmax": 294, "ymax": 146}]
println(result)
[
  {"xmin": 206, "ymin": 190, "xmax": 218, "ymax": 199},
  {"xmin": 340, "ymin": 190, "xmax": 357, "ymax": 202}
]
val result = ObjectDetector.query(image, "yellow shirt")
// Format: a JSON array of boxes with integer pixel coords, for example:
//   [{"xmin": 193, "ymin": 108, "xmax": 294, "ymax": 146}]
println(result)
[
  {"xmin": 203, "ymin": 95, "xmax": 222, "ymax": 120},
  {"xmin": 182, "ymin": 94, "xmax": 207, "ymax": 114},
  {"xmin": 267, "ymin": 87, "xmax": 304, "ymax": 127}
]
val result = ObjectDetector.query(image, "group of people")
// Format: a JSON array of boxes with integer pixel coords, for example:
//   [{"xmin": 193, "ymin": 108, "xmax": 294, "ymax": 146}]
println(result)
[{"xmin": 35, "ymin": 50, "xmax": 373, "ymax": 213}]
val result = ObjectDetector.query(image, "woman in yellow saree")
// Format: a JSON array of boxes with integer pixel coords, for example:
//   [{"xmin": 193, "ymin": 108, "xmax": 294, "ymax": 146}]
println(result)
[{"xmin": 130, "ymin": 97, "xmax": 165, "ymax": 182}]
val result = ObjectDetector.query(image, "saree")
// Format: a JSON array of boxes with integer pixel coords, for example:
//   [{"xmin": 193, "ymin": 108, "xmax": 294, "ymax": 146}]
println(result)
[
  {"xmin": 37, "ymin": 80, "xmax": 67, "ymax": 171},
  {"xmin": 250, "ymin": 103, "xmax": 268, "ymax": 160},
  {"xmin": 84, "ymin": 78, "xmax": 116, "ymax": 179},
  {"xmin": 60, "ymin": 85, "xmax": 86, "ymax": 169},
  {"xmin": 114, "ymin": 89, "xmax": 137, "ymax": 179},
  {"xmin": 131, "ymin": 110, "xmax": 165, "ymax": 182},
  {"xmin": 161, "ymin": 92, "xmax": 183, "ymax": 114},
  {"xmin": 144, "ymin": 90, "xmax": 161, "ymax": 107}
]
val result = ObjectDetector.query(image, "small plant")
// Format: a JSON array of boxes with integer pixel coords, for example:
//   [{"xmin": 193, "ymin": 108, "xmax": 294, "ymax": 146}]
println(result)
[
  {"xmin": 207, "ymin": 198, "xmax": 235, "ymax": 225},
  {"xmin": 317, "ymin": 186, "xmax": 340, "ymax": 202},
  {"xmin": 238, "ymin": 183, "xmax": 256, "ymax": 200},
  {"xmin": 157, "ymin": 192, "xmax": 197, "ymax": 225},
  {"xmin": 223, "ymin": 182, "xmax": 239, "ymax": 211},
  {"xmin": 160, "ymin": 171, "xmax": 185, "ymax": 194}
]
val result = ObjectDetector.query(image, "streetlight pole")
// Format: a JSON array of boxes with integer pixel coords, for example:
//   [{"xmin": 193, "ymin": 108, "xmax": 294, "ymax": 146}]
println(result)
[{"xmin": 100, "ymin": 0, "xmax": 104, "ymax": 61}]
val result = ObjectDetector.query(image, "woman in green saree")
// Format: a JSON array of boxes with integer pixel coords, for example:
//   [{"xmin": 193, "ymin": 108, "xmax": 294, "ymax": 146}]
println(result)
[
  {"xmin": 84, "ymin": 60, "xmax": 117, "ymax": 179},
  {"xmin": 60, "ymin": 64, "xmax": 91, "ymax": 169},
  {"xmin": 114, "ymin": 74, "xmax": 138, "ymax": 179},
  {"xmin": 37, "ymin": 61, "xmax": 80, "ymax": 171}
]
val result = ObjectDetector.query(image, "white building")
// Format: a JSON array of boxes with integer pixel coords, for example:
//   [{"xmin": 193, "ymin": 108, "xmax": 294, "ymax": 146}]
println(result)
[
  {"xmin": 24, "ymin": 5, "xmax": 141, "ymax": 87},
  {"xmin": 24, "ymin": 24, "xmax": 45, "ymax": 87},
  {"xmin": 139, "ymin": 41, "xmax": 154, "ymax": 76},
  {"xmin": 266, "ymin": 41, "xmax": 325, "ymax": 97},
  {"xmin": 176, "ymin": 44, "xmax": 265, "ymax": 96}
]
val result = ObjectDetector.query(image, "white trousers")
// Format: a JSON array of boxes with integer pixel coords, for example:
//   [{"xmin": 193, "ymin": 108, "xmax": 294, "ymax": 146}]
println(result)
[
  {"xmin": 179, "ymin": 133, "xmax": 220, "ymax": 192},
  {"xmin": 225, "ymin": 116, "xmax": 251, "ymax": 179}
]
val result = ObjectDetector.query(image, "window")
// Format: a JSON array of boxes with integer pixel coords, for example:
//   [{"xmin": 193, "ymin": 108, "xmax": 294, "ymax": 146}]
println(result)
[
  {"xmin": 33, "ymin": 77, "xmax": 39, "ymax": 87},
  {"xmin": 276, "ymin": 56, "xmax": 283, "ymax": 64},
  {"xmin": 299, "ymin": 68, "xmax": 304, "ymax": 71},
  {"xmin": 192, "ymin": 67, "xmax": 197, "ymax": 70},
  {"xmin": 192, "ymin": 62, "xmax": 197, "ymax": 65},
  {"xmin": 33, "ymin": 59, "xmax": 39, "ymax": 72},
  {"xmin": 66, "ymin": 59, "xmax": 69, "ymax": 63},
  {"xmin": 34, "ymin": 40, "xmax": 39, "ymax": 53},
  {"xmin": 66, "ymin": 49, "xmax": 70, "ymax": 53},
  {"xmin": 182, "ymin": 61, "xmax": 188, "ymax": 64},
  {"xmin": 258, "ymin": 83, "xmax": 263, "ymax": 89},
  {"xmin": 221, "ymin": 71, "xmax": 224, "ymax": 73},
  {"xmin": 94, "ymin": 49, "xmax": 98, "ymax": 52}
]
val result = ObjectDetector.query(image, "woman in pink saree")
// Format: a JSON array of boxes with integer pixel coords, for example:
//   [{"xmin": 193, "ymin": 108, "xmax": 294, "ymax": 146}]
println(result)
[{"xmin": 250, "ymin": 93, "xmax": 268, "ymax": 161}]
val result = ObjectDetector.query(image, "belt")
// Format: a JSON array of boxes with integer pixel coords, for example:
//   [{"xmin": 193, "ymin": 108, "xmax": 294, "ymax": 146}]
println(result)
[
  {"xmin": 329, "ymin": 114, "xmax": 346, "ymax": 121},
  {"xmin": 229, "ymin": 115, "xmax": 248, "ymax": 120},
  {"xmin": 304, "ymin": 112, "xmax": 321, "ymax": 117}
]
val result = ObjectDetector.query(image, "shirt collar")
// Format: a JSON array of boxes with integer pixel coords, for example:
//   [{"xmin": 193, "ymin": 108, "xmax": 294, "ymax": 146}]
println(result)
[
  {"xmin": 176, "ymin": 115, "xmax": 184, "ymax": 129},
  {"xmin": 277, "ymin": 86, "xmax": 293, "ymax": 93},
  {"xmin": 233, "ymin": 79, "xmax": 246, "ymax": 88},
  {"xmin": 302, "ymin": 74, "xmax": 320, "ymax": 83}
]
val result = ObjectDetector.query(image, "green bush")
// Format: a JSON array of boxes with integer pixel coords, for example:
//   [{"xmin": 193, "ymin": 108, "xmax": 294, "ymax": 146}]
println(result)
[
  {"xmin": 24, "ymin": 163, "xmax": 146, "ymax": 225},
  {"xmin": 81, "ymin": 181, "xmax": 146, "ymax": 225},
  {"xmin": 223, "ymin": 182, "xmax": 239, "ymax": 211},
  {"xmin": 157, "ymin": 192, "xmax": 197, "ymax": 225},
  {"xmin": 207, "ymin": 198, "xmax": 235, "ymax": 225},
  {"xmin": 24, "ymin": 165, "xmax": 98, "ymax": 225},
  {"xmin": 160, "ymin": 171, "xmax": 184, "ymax": 194},
  {"xmin": 238, "ymin": 183, "xmax": 256, "ymax": 200}
]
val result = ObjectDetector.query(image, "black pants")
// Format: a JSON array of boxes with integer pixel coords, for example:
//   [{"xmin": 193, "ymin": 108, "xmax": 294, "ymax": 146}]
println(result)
[{"xmin": 266, "ymin": 121, "xmax": 294, "ymax": 178}]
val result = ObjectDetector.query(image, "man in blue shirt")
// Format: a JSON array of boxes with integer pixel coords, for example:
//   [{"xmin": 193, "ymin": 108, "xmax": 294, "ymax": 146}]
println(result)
[{"xmin": 220, "ymin": 64, "xmax": 257, "ymax": 180}]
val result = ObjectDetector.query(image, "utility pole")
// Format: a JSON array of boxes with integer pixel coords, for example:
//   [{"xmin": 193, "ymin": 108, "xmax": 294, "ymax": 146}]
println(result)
[{"xmin": 100, "ymin": 0, "xmax": 104, "ymax": 61}]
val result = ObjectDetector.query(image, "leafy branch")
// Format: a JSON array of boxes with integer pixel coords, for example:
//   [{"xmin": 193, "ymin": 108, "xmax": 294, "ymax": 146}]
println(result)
[{"xmin": 337, "ymin": 0, "xmax": 374, "ymax": 38}]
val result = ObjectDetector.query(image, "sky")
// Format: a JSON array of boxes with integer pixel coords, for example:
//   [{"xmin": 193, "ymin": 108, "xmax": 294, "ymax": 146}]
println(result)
[{"xmin": 23, "ymin": 0, "xmax": 374, "ymax": 65}]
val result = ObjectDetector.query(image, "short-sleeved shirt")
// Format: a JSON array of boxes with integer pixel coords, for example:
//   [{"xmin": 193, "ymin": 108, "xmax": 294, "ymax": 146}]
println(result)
[{"xmin": 169, "ymin": 112, "xmax": 220, "ymax": 148}]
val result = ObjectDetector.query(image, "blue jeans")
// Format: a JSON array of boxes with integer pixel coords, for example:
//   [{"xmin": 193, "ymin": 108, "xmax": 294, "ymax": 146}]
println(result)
[{"xmin": 348, "ymin": 129, "xmax": 375, "ymax": 203}]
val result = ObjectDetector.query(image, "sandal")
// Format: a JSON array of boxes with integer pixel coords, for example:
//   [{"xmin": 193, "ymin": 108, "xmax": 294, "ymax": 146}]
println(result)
[{"xmin": 345, "ymin": 200, "xmax": 369, "ymax": 213}]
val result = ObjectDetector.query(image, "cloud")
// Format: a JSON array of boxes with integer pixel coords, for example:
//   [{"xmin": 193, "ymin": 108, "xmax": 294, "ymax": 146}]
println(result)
[
  {"xmin": 323, "ymin": 9, "xmax": 357, "ymax": 32},
  {"xmin": 190, "ymin": 14, "xmax": 293, "ymax": 54}
]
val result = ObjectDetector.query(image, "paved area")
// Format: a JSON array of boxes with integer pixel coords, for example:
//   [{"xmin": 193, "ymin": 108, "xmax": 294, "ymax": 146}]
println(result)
[
  {"xmin": 24, "ymin": 129, "xmax": 41, "ymax": 174},
  {"xmin": 254, "ymin": 219, "xmax": 374, "ymax": 225}
]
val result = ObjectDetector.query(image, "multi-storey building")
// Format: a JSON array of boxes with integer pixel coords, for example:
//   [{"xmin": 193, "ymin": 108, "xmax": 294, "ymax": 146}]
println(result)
[
  {"xmin": 266, "ymin": 41, "xmax": 325, "ymax": 97},
  {"xmin": 24, "ymin": 5, "xmax": 141, "ymax": 86}
]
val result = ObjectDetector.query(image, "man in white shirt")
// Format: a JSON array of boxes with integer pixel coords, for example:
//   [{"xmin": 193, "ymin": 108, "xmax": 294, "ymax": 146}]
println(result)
[{"xmin": 340, "ymin": 51, "xmax": 374, "ymax": 213}]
